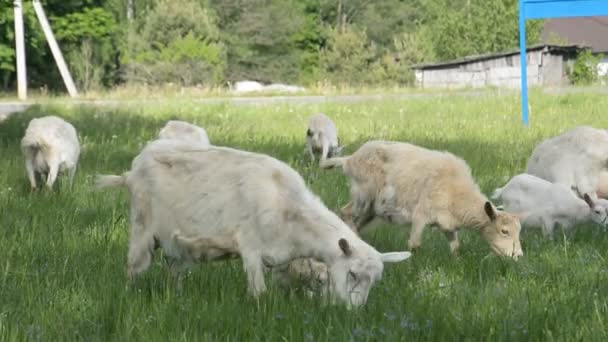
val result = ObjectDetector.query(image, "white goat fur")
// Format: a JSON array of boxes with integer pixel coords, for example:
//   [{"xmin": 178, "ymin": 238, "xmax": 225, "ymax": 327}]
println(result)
[
  {"xmin": 95, "ymin": 139, "xmax": 410, "ymax": 308},
  {"xmin": 320, "ymin": 140, "xmax": 523, "ymax": 259},
  {"xmin": 306, "ymin": 113, "xmax": 342, "ymax": 162},
  {"xmin": 527, "ymin": 126, "xmax": 608, "ymax": 201},
  {"xmin": 21, "ymin": 115, "xmax": 80, "ymax": 190},
  {"xmin": 158, "ymin": 120, "xmax": 210, "ymax": 146},
  {"xmin": 492, "ymin": 174, "xmax": 608, "ymax": 237},
  {"xmin": 598, "ymin": 171, "xmax": 608, "ymax": 199}
]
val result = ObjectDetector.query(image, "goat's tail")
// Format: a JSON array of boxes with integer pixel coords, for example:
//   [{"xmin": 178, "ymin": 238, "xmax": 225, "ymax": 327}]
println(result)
[
  {"xmin": 319, "ymin": 156, "xmax": 348, "ymax": 170},
  {"xmin": 491, "ymin": 186, "xmax": 503, "ymax": 201},
  {"xmin": 95, "ymin": 173, "xmax": 128, "ymax": 189}
]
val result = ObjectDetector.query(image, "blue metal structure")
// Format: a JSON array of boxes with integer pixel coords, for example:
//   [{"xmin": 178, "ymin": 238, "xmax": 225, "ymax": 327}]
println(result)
[{"xmin": 519, "ymin": 0, "xmax": 608, "ymax": 125}]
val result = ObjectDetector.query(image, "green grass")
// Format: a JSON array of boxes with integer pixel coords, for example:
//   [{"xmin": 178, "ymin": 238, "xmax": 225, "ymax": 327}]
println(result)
[{"xmin": 1, "ymin": 90, "xmax": 608, "ymax": 341}]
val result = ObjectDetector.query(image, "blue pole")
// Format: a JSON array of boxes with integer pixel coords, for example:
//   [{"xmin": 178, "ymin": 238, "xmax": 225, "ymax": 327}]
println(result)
[{"xmin": 519, "ymin": 0, "xmax": 530, "ymax": 126}]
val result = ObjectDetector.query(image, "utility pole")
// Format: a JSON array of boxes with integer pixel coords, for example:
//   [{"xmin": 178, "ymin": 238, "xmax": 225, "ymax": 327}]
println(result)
[
  {"xmin": 32, "ymin": 0, "xmax": 78, "ymax": 98},
  {"xmin": 14, "ymin": 0, "xmax": 27, "ymax": 100}
]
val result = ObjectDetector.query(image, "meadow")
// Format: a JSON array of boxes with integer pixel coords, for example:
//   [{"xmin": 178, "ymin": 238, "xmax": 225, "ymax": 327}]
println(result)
[{"xmin": 1, "ymin": 89, "xmax": 608, "ymax": 341}]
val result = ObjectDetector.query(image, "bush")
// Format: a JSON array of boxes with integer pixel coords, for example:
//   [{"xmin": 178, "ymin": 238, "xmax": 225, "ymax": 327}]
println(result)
[
  {"xmin": 319, "ymin": 26, "xmax": 437, "ymax": 86},
  {"xmin": 53, "ymin": 7, "xmax": 118, "ymax": 92},
  {"xmin": 568, "ymin": 49, "xmax": 603, "ymax": 85},
  {"xmin": 319, "ymin": 26, "xmax": 379, "ymax": 85},
  {"xmin": 374, "ymin": 30, "xmax": 437, "ymax": 86},
  {"xmin": 124, "ymin": 0, "xmax": 225, "ymax": 86}
]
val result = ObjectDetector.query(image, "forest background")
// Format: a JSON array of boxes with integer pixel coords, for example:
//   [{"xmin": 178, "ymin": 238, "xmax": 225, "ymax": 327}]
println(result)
[{"xmin": 0, "ymin": 0, "xmax": 545, "ymax": 93}]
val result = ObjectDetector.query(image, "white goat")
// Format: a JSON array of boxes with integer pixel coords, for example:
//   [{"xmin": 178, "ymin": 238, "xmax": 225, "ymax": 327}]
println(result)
[
  {"xmin": 21, "ymin": 115, "xmax": 80, "ymax": 190},
  {"xmin": 492, "ymin": 173, "xmax": 608, "ymax": 237},
  {"xmin": 95, "ymin": 139, "xmax": 410, "ymax": 308},
  {"xmin": 527, "ymin": 126, "xmax": 608, "ymax": 201},
  {"xmin": 158, "ymin": 120, "xmax": 210, "ymax": 146},
  {"xmin": 320, "ymin": 140, "xmax": 523, "ymax": 259},
  {"xmin": 306, "ymin": 113, "xmax": 343, "ymax": 162}
]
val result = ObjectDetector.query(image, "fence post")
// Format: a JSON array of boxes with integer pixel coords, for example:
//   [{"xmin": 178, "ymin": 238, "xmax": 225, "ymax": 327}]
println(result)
[{"xmin": 14, "ymin": 0, "xmax": 27, "ymax": 100}]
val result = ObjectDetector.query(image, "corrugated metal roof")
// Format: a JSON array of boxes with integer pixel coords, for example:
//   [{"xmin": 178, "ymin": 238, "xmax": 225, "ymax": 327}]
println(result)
[
  {"xmin": 543, "ymin": 16, "xmax": 608, "ymax": 53},
  {"xmin": 411, "ymin": 44, "xmax": 584, "ymax": 70}
]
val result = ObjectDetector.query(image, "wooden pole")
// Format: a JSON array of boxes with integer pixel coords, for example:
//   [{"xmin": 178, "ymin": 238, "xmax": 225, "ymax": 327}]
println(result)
[
  {"xmin": 14, "ymin": 0, "xmax": 27, "ymax": 100},
  {"xmin": 32, "ymin": 0, "xmax": 78, "ymax": 97}
]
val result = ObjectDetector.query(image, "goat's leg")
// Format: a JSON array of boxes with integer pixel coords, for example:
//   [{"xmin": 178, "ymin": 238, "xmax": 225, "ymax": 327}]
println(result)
[
  {"xmin": 444, "ymin": 230, "xmax": 460, "ymax": 255},
  {"xmin": 541, "ymin": 218, "xmax": 556, "ymax": 238},
  {"xmin": 242, "ymin": 251, "xmax": 266, "ymax": 297},
  {"xmin": 339, "ymin": 201, "xmax": 357, "ymax": 231},
  {"xmin": 351, "ymin": 198, "xmax": 375, "ymax": 232},
  {"xmin": 307, "ymin": 142, "xmax": 316, "ymax": 160},
  {"xmin": 126, "ymin": 198, "xmax": 154, "ymax": 281},
  {"xmin": 320, "ymin": 140, "xmax": 330, "ymax": 162},
  {"xmin": 68, "ymin": 163, "xmax": 78, "ymax": 188},
  {"xmin": 44, "ymin": 153, "xmax": 60, "ymax": 190},
  {"xmin": 408, "ymin": 208, "xmax": 429, "ymax": 252},
  {"xmin": 24, "ymin": 156, "xmax": 38, "ymax": 191}
]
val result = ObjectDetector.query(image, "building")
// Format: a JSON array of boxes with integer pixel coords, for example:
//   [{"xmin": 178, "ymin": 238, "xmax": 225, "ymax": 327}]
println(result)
[
  {"xmin": 412, "ymin": 44, "xmax": 583, "ymax": 89},
  {"xmin": 542, "ymin": 16, "xmax": 608, "ymax": 76}
]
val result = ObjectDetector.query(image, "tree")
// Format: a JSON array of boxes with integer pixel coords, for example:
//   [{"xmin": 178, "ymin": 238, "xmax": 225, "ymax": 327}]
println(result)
[
  {"xmin": 52, "ymin": 7, "xmax": 118, "ymax": 90},
  {"xmin": 124, "ymin": 0, "xmax": 225, "ymax": 86},
  {"xmin": 319, "ymin": 25, "xmax": 379, "ymax": 85},
  {"xmin": 209, "ymin": 0, "xmax": 307, "ymax": 83},
  {"xmin": 418, "ymin": 0, "xmax": 543, "ymax": 61}
]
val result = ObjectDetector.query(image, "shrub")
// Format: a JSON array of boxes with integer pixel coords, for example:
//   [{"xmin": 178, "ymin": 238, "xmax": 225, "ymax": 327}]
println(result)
[
  {"xmin": 53, "ymin": 7, "xmax": 118, "ymax": 92},
  {"xmin": 123, "ymin": 0, "xmax": 225, "ymax": 86},
  {"xmin": 568, "ymin": 49, "xmax": 603, "ymax": 85},
  {"xmin": 319, "ymin": 26, "xmax": 378, "ymax": 85}
]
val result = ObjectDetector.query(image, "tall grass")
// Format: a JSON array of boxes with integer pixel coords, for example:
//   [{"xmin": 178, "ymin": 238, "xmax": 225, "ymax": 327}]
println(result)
[{"xmin": 1, "ymin": 91, "xmax": 608, "ymax": 341}]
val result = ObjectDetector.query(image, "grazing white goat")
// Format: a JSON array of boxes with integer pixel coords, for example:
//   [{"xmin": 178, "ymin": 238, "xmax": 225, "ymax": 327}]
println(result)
[
  {"xmin": 306, "ymin": 113, "xmax": 343, "ymax": 162},
  {"xmin": 320, "ymin": 140, "xmax": 523, "ymax": 259},
  {"xmin": 527, "ymin": 126, "xmax": 608, "ymax": 201},
  {"xmin": 21, "ymin": 115, "xmax": 80, "ymax": 190},
  {"xmin": 492, "ymin": 174, "xmax": 608, "ymax": 237},
  {"xmin": 95, "ymin": 139, "xmax": 410, "ymax": 308},
  {"xmin": 158, "ymin": 120, "xmax": 210, "ymax": 146}
]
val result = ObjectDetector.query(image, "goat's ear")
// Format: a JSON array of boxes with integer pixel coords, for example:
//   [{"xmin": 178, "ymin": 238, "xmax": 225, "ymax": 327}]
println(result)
[
  {"xmin": 583, "ymin": 193, "xmax": 595, "ymax": 208},
  {"xmin": 339, "ymin": 238, "xmax": 352, "ymax": 257},
  {"xmin": 381, "ymin": 252, "xmax": 411, "ymax": 263},
  {"xmin": 484, "ymin": 201, "xmax": 497, "ymax": 221}
]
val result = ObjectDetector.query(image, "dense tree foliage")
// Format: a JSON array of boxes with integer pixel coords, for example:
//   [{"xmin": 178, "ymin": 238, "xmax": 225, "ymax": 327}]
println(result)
[{"xmin": 0, "ymin": 0, "xmax": 544, "ymax": 92}]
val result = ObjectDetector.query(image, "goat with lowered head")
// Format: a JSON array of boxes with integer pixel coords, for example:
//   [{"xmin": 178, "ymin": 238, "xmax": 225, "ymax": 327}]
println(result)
[
  {"xmin": 306, "ymin": 113, "xmax": 343, "ymax": 163},
  {"xmin": 321, "ymin": 140, "xmax": 523, "ymax": 259},
  {"xmin": 158, "ymin": 120, "xmax": 210, "ymax": 146},
  {"xmin": 492, "ymin": 173, "xmax": 608, "ymax": 237},
  {"xmin": 21, "ymin": 115, "xmax": 80, "ymax": 191},
  {"xmin": 95, "ymin": 139, "xmax": 411, "ymax": 308}
]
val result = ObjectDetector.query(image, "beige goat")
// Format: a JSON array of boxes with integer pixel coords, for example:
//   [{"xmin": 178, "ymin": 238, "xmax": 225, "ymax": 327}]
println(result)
[{"xmin": 321, "ymin": 140, "xmax": 523, "ymax": 259}]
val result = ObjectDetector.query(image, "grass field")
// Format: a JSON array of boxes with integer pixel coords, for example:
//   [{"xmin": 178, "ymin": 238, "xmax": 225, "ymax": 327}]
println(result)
[{"xmin": 1, "ymin": 90, "xmax": 608, "ymax": 341}]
